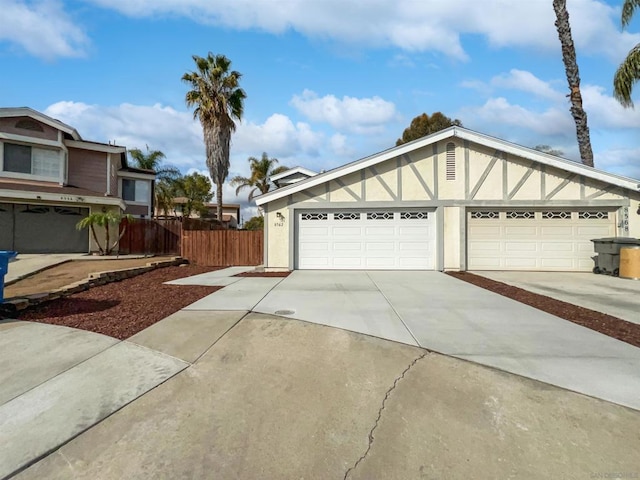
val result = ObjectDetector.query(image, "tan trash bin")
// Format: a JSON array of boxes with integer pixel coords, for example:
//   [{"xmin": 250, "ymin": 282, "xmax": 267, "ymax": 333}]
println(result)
[{"xmin": 619, "ymin": 246, "xmax": 640, "ymax": 280}]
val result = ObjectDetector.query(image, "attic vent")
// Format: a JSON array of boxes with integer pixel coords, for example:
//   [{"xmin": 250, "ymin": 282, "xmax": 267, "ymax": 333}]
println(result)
[
  {"xmin": 15, "ymin": 119, "xmax": 44, "ymax": 132},
  {"xmin": 446, "ymin": 142, "xmax": 455, "ymax": 180}
]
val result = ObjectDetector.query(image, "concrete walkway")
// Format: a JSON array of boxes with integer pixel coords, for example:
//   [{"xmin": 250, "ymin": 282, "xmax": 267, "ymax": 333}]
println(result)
[
  {"xmin": 475, "ymin": 271, "xmax": 640, "ymax": 325},
  {"xmin": 0, "ymin": 320, "xmax": 187, "ymax": 479}
]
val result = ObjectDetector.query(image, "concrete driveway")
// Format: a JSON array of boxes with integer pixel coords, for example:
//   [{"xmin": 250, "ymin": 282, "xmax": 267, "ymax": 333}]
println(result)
[
  {"xmin": 5, "ymin": 268, "xmax": 640, "ymax": 479},
  {"xmin": 13, "ymin": 312, "xmax": 640, "ymax": 480},
  {"xmin": 475, "ymin": 271, "xmax": 640, "ymax": 325},
  {"xmin": 183, "ymin": 270, "xmax": 640, "ymax": 411}
]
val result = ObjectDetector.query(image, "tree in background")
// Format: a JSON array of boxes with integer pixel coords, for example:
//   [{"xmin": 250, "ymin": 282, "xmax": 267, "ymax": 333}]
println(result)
[
  {"xmin": 128, "ymin": 146, "xmax": 180, "ymax": 181},
  {"xmin": 173, "ymin": 172, "xmax": 213, "ymax": 218},
  {"xmin": 613, "ymin": 0, "xmax": 640, "ymax": 107},
  {"xmin": 533, "ymin": 145, "xmax": 565, "ymax": 157},
  {"xmin": 154, "ymin": 178, "xmax": 177, "ymax": 217},
  {"xmin": 396, "ymin": 112, "xmax": 462, "ymax": 146},
  {"xmin": 552, "ymin": 0, "xmax": 594, "ymax": 167},
  {"xmin": 243, "ymin": 215, "xmax": 264, "ymax": 231},
  {"xmin": 76, "ymin": 211, "xmax": 133, "ymax": 255},
  {"xmin": 230, "ymin": 152, "xmax": 289, "ymax": 201},
  {"xmin": 183, "ymin": 53, "xmax": 246, "ymax": 226}
]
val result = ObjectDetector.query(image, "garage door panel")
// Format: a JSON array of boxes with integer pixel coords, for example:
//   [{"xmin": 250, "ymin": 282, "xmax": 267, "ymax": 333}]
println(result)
[
  {"xmin": 366, "ymin": 242, "xmax": 395, "ymax": 252},
  {"xmin": 505, "ymin": 242, "xmax": 538, "ymax": 252},
  {"xmin": 299, "ymin": 226, "xmax": 329, "ymax": 236},
  {"xmin": 332, "ymin": 226, "xmax": 362, "ymax": 236},
  {"xmin": 298, "ymin": 209, "xmax": 436, "ymax": 270},
  {"xmin": 504, "ymin": 226, "xmax": 537, "ymax": 236},
  {"xmin": 540, "ymin": 226, "xmax": 574, "ymax": 236},
  {"xmin": 576, "ymin": 225, "xmax": 612, "ymax": 236},
  {"xmin": 540, "ymin": 242, "xmax": 574, "ymax": 252},
  {"xmin": 468, "ymin": 209, "xmax": 615, "ymax": 272},
  {"xmin": 365, "ymin": 226, "xmax": 395, "ymax": 235},
  {"xmin": 300, "ymin": 242, "xmax": 329, "ymax": 252}
]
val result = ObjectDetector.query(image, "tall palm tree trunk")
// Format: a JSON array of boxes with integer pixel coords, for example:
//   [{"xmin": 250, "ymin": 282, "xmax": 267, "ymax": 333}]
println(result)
[{"xmin": 553, "ymin": 0, "xmax": 594, "ymax": 168}]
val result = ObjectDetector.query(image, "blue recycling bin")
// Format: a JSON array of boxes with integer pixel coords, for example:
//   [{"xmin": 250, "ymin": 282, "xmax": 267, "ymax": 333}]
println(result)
[{"xmin": 0, "ymin": 251, "xmax": 18, "ymax": 303}]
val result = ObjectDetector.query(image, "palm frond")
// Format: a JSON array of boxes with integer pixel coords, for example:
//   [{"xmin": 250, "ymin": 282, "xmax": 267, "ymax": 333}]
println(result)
[
  {"xmin": 614, "ymin": 44, "xmax": 640, "ymax": 108},
  {"xmin": 622, "ymin": 0, "xmax": 640, "ymax": 27}
]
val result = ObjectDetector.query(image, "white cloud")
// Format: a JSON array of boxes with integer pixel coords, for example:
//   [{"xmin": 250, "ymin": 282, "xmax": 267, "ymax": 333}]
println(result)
[
  {"xmin": 491, "ymin": 70, "xmax": 565, "ymax": 102},
  {"xmin": 460, "ymin": 97, "xmax": 574, "ymax": 137},
  {"xmin": 290, "ymin": 89, "xmax": 397, "ymax": 134},
  {"xmin": 233, "ymin": 113, "xmax": 324, "ymax": 159},
  {"xmin": 83, "ymin": 0, "xmax": 639, "ymax": 61},
  {"xmin": 0, "ymin": 0, "xmax": 87, "ymax": 59},
  {"xmin": 582, "ymin": 84, "xmax": 640, "ymax": 129},
  {"xmin": 45, "ymin": 101, "xmax": 204, "ymax": 169}
]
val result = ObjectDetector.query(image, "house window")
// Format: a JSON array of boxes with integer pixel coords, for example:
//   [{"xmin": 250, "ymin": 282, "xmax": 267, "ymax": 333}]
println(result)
[
  {"xmin": 2, "ymin": 143, "xmax": 61, "ymax": 179},
  {"xmin": 122, "ymin": 179, "xmax": 150, "ymax": 203}
]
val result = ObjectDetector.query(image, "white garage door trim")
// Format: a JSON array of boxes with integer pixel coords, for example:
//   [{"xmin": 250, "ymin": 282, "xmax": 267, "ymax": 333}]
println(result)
[
  {"xmin": 467, "ymin": 209, "xmax": 616, "ymax": 271},
  {"xmin": 296, "ymin": 209, "xmax": 437, "ymax": 270}
]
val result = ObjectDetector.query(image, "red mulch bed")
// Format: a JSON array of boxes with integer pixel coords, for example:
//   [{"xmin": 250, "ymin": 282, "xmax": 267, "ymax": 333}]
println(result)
[
  {"xmin": 17, "ymin": 266, "xmax": 222, "ymax": 340},
  {"xmin": 448, "ymin": 271, "xmax": 640, "ymax": 348},
  {"xmin": 234, "ymin": 271, "xmax": 291, "ymax": 278}
]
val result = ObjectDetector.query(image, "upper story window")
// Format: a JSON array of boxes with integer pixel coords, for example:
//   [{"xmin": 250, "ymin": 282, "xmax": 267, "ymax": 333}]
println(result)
[
  {"xmin": 2, "ymin": 143, "xmax": 61, "ymax": 179},
  {"xmin": 122, "ymin": 178, "xmax": 150, "ymax": 203}
]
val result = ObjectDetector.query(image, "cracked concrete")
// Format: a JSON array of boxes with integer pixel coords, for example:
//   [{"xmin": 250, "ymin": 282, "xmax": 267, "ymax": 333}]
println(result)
[
  {"xmin": 15, "ymin": 314, "xmax": 640, "ymax": 480},
  {"xmin": 344, "ymin": 351, "xmax": 430, "ymax": 479}
]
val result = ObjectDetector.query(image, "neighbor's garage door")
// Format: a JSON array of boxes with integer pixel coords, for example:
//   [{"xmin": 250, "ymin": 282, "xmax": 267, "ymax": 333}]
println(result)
[
  {"xmin": 0, "ymin": 203, "xmax": 89, "ymax": 253},
  {"xmin": 297, "ymin": 209, "xmax": 436, "ymax": 270},
  {"xmin": 467, "ymin": 209, "xmax": 616, "ymax": 271}
]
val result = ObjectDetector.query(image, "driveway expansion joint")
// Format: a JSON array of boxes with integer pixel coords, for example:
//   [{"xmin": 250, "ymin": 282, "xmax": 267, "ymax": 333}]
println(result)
[{"xmin": 343, "ymin": 350, "xmax": 431, "ymax": 479}]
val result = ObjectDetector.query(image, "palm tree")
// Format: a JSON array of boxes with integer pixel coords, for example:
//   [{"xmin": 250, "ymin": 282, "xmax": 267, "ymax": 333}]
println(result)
[
  {"xmin": 182, "ymin": 53, "xmax": 246, "ymax": 225},
  {"xmin": 230, "ymin": 152, "xmax": 289, "ymax": 200},
  {"xmin": 128, "ymin": 146, "xmax": 180, "ymax": 181},
  {"xmin": 76, "ymin": 211, "xmax": 133, "ymax": 255},
  {"xmin": 552, "ymin": 0, "xmax": 595, "ymax": 167},
  {"xmin": 614, "ymin": 0, "xmax": 640, "ymax": 107}
]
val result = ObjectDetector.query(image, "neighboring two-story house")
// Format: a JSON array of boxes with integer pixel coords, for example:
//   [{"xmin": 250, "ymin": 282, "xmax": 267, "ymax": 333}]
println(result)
[{"xmin": 0, "ymin": 107, "xmax": 155, "ymax": 253}]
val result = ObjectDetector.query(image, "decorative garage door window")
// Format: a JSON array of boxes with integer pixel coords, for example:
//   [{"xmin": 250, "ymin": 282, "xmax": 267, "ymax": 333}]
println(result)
[
  {"xmin": 542, "ymin": 211, "xmax": 571, "ymax": 219},
  {"xmin": 470, "ymin": 211, "xmax": 499, "ymax": 219},
  {"xmin": 334, "ymin": 212, "xmax": 360, "ymax": 221},
  {"xmin": 506, "ymin": 211, "xmax": 535, "ymax": 219},
  {"xmin": 367, "ymin": 212, "xmax": 394, "ymax": 220},
  {"xmin": 578, "ymin": 211, "xmax": 608, "ymax": 220},
  {"xmin": 301, "ymin": 212, "xmax": 328, "ymax": 221},
  {"xmin": 54, "ymin": 207, "xmax": 85, "ymax": 216},
  {"xmin": 400, "ymin": 211, "xmax": 429, "ymax": 220}
]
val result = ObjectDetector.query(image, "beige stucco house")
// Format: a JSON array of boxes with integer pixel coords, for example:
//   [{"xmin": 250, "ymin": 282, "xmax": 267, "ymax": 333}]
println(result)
[
  {"xmin": 255, "ymin": 126, "xmax": 640, "ymax": 272},
  {"xmin": 0, "ymin": 107, "xmax": 155, "ymax": 253}
]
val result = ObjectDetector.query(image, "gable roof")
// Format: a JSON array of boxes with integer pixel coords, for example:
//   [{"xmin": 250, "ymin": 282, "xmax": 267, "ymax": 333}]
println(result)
[
  {"xmin": 0, "ymin": 107, "xmax": 82, "ymax": 140},
  {"xmin": 255, "ymin": 126, "xmax": 640, "ymax": 206}
]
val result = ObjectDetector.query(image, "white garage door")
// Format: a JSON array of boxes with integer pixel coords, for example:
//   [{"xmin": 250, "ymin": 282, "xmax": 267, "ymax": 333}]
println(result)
[
  {"xmin": 467, "ymin": 209, "xmax": 616, "ymax": 271},
  {"xmin": 297, "ymin": 209, "xmax": 436, "ymax": 270}
]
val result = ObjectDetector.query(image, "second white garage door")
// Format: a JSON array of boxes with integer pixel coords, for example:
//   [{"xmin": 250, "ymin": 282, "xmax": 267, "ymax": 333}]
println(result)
[
  {"xmin": 467, "ymin": 209, "xmax": 616, "ymax": 271},
  {"xmin": 297, "ymin": 209, "xmax": 436, "ymax": 270}
]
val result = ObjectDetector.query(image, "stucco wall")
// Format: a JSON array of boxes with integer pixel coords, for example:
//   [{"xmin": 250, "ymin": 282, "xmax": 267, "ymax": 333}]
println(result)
[{"xmin": 88, "ymin": 205, "xmax": 123, "ymax": 254}]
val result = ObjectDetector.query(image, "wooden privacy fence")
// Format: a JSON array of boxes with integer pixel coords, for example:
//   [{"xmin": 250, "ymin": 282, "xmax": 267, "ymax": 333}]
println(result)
[
  {"xmin": 118, "ymin": 218, "xmax": 264, "ymax": 266},
  {"xmin": 182, "ymin": 230, "xmax": 264, "ymax": 266},
  {"xmin": 119, "ymin": 219, "xmax": 182, "ymax": 255}
]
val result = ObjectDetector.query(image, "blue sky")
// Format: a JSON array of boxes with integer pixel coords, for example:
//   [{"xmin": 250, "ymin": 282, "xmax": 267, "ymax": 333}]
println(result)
[{"xmin": 2, "ymin": 0, "xmax": 640, "ymax": 220}]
